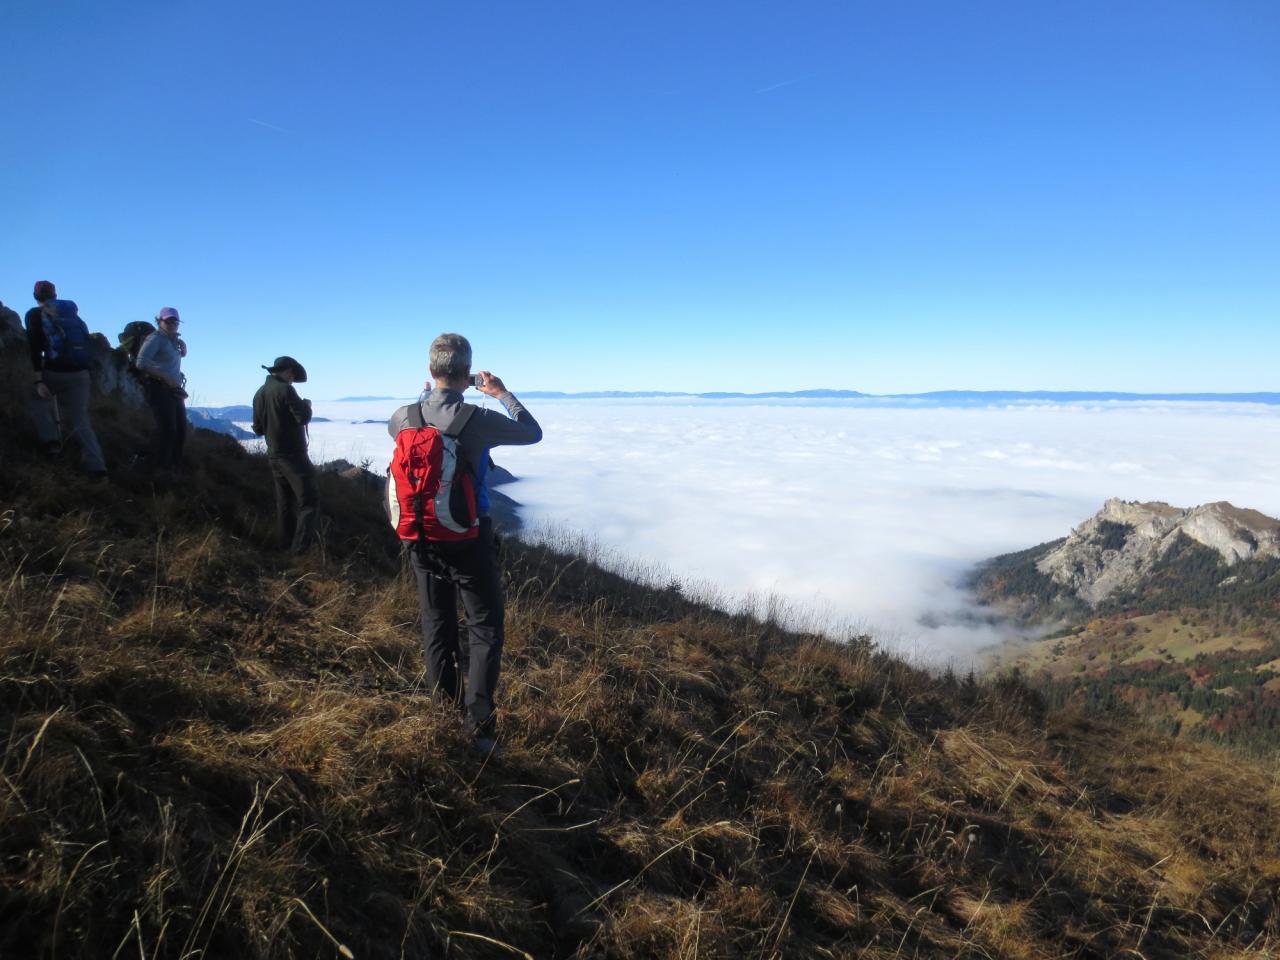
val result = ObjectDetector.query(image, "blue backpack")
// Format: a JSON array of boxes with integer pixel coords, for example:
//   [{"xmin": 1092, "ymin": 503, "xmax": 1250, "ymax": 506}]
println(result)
[{"xmin": 41, "ymin": 300, "xmax": 92, "ymax": 370}]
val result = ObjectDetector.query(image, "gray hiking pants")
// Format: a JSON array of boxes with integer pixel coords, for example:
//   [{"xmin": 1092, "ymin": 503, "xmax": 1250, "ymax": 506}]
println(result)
[
  {"xmin": 30, "ymin": 369, "xmax": 106, "ymax": 473},
  {"xmin": 269, "ymin": 455, "xmax": 320, "ymax": 553}
]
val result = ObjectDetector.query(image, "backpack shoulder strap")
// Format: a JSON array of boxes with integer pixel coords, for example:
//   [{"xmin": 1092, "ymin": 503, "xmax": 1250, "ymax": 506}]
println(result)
[
  {"xmin": 41, "ymin": 302, "xmax": 65, "ymax": 338},
  {"xmin": 403, "ymin": 400, "xmax": 473, "ymax": 436},
  {"xmin": 445, "ymin": 403, "xmax": 477, "ymax": 438}
]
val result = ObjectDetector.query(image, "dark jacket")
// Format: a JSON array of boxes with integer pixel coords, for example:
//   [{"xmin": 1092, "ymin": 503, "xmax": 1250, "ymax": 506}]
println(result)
[{"xmin": 252, "ymin": 374, "xmax": 312, "ymax": 458}]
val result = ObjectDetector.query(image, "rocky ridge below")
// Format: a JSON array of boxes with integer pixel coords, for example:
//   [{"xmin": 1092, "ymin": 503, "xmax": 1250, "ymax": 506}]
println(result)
[{"xmin": 1038, "ymin": 498, "xmax": 1280, "ymax": 606}]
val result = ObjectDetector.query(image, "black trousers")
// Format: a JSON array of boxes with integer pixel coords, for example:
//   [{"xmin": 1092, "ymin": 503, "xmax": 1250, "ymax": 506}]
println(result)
[
  {"xmin": 145, "ymin": 382, "xmax": 187, "ymax": 468},
  {"xmin": 410, "ymin": 518, "xmax": 504, "ymax": 736},
  {"xmin": 269, "ymin": 455, "xmax": 320, "ymax": 553}
]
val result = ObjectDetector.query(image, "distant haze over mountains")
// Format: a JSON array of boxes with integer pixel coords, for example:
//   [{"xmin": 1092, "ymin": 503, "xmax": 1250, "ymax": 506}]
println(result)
[{"xmin": 334, "ymin": 390, "xmax": 1280, "ymax": 404}]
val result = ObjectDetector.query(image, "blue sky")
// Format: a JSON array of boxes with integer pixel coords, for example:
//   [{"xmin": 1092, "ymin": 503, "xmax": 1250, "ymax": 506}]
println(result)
[{"xmin": 3, "ymin": 1, "xmax": 1277, "ymax": 403}]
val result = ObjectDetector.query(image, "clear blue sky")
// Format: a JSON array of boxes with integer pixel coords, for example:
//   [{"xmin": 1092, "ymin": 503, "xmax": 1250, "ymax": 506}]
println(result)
[{"xmin": 3, "ymin": 1, "xmax": 1277, "ymax": 404}]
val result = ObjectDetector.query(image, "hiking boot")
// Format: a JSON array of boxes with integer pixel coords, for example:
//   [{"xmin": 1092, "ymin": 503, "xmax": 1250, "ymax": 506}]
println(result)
[{"xmin": 40, "ymin": 441, "xmax": 62, "ymax": 457}]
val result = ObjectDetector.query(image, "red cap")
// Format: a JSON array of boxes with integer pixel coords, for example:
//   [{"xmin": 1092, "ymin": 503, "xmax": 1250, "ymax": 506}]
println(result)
[{"xmin": 33, "ymin": 280, "xmax": 56, "ymax": 303}]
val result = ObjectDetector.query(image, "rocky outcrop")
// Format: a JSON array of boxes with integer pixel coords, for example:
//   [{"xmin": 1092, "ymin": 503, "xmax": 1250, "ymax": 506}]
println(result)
[
  {"xmin": 0, "ymin": 302, "xmax": 22, "ymax": 348},
  {"xmin": 88, "ymin": 335, "xmax": 146, "ymax": 407},
  {"xmin": 318, "ymin": 458, "xmax": 383, "ymax": 495},
  {"xmin": 1036, "ymin": 498, "xmax": 1280, "ymax": 606}
]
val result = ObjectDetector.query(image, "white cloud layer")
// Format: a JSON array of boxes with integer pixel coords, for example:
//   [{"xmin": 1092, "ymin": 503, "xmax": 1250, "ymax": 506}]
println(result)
[{"xmin": 254, "ymin": 398, "xmax": 1280, "ymax": 665}]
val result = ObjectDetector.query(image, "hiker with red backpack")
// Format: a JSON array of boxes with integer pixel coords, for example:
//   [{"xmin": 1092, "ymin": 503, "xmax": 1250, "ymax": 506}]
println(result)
[
  {"xmin": 136, "ymin": 307, "xmax": 189, "ymax": 470},
  {"xmin": 252, "ymin": 356, "xmax": 319, "ymax": 554},
  {"xmin": 24, "ymin": 280, "xmax": 107, "ymax": 479},
  {"xmin": 386, "ymin": 333, "xmax": 542, "ymax": 752}
]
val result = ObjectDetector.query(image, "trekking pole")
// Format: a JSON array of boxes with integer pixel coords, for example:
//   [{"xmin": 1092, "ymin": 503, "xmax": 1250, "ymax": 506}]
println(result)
[{"xmin": 52, "ymin": 395, "xmax": 62, "ymax": 443}]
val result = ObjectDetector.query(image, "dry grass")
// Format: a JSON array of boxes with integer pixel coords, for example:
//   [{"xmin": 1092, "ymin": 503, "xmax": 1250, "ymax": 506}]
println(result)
[{"xmin": 1, "ymin": 346, "xmax": 1278, "ymax": 958}]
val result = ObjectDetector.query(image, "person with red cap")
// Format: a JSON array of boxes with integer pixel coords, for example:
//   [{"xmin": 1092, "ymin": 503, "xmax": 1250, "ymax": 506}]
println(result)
[
  {"xmin": 136, "ymin": 307, "xmax": 189, "ymax": 470},
  {"xmin": 24, "ymin": 280, "xmax": 107, "ymax": 478}
]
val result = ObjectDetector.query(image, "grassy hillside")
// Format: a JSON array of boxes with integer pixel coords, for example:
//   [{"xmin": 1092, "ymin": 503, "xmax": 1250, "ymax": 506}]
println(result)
[
  {"xmin": 991, "ymin": 610, "xmax": 1280, "ymax": 755},
  {"xmin": 2, "ymin": 345, "xmax": 1279, "ymax": 958}
]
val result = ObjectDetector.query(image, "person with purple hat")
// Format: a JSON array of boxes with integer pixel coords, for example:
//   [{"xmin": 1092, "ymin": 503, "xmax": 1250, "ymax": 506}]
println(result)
[
  {"xmin": 136, "ymin": 307, "xmax": 189, "ymax": 470},
  {"xmin": 24, "ymin": 280, "xmax": 107, "ymax": 478}
]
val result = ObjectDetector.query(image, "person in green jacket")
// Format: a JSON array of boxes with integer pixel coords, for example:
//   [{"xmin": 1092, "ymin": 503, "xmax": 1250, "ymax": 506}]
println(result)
[{"xmin": 251, "ymin": 356, "xmax": 319, "ymax": 554}]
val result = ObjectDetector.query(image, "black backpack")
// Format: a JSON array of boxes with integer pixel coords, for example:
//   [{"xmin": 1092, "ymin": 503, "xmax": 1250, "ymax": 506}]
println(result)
[{"xmin": 118, "ymin": 320, "xmax": 157, "ymax": 381}]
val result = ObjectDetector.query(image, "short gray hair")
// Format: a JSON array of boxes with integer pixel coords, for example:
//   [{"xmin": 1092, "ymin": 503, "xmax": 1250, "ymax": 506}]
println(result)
[{"xmin": 429, "ymin": 333, "xmax": 472, "ymax": 380}]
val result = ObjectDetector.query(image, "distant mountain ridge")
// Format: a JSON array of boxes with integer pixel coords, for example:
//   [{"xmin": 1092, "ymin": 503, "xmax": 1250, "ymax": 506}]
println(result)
[
  {"xmin": 905, "ymin": 390, "xmax": 1280, "ymax": 404},
  {"xmin": 190, "ymin": 405, "xmax": 330, "ymax": 432},
  {"xmin": 334, "ymin": 389, "xmax": 1280, "ymax": 404},
  {"xmin": 188, "ymin": 409, "xmax": 253, "ymax": 440}
]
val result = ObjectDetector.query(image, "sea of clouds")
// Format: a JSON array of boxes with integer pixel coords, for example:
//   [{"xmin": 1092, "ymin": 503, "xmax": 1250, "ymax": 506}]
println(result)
[{"xmin": 241, "ymin": 397, "xmax": 1280, "ymax": 665}]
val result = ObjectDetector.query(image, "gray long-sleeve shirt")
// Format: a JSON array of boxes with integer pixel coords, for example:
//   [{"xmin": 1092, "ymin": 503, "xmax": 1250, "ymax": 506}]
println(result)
[
  {"xmin": 387, "ymin": 387, "xmax": 542, "ymax": 515},
  {"xmin": 137, "ymin": 330, "xmax": 184, "ymax": 384}
]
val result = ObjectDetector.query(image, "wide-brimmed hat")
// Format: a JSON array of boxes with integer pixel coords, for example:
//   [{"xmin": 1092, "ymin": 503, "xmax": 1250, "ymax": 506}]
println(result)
[{"xmin": 263, "ymin": 356, "xmax": 307, "ymax": 382}]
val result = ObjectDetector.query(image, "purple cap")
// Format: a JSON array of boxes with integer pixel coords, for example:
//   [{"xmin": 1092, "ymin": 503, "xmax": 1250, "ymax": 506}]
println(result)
[{"xmin": 157, "ymin": 307, "xmax": 180, "ymax": 322}]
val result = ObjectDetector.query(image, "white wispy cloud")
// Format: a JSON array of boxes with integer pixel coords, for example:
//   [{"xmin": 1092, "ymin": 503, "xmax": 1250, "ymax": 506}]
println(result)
[{"xmin": 277, "ymin": 398, "xmax": 1280, "ymax": 664}]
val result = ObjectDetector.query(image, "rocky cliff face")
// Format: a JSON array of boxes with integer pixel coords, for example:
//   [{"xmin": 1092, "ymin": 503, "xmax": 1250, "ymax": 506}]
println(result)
[
  {"xmin": 1037, "ymin": 498, "xmax": 1280, "ymax": 606},
  {"xmin": 0, "ymin": 302, "xmax": 23, "ymax": 348},
  {"xmin": 88, "ymin": 336, "xmax": 146, "ymax": 407}
]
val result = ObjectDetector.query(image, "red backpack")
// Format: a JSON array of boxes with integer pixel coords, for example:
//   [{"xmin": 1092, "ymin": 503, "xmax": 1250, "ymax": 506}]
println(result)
[{"xmin": 386, "ymin": 404, "xmax": 479, "ymax": 543}]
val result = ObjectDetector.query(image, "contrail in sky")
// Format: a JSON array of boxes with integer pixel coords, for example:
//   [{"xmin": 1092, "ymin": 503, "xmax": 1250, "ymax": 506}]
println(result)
[
  {"xmin": 755, "ymin": 76, "xmax": 810, "ymax": 94},
  {"xmin": 247, "ymin": 117, "xmax": 291, "ymax": 133}
]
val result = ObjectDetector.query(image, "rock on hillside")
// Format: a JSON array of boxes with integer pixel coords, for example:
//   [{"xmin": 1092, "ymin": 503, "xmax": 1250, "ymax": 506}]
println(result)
[
  {"xmin": 1037, "ymin": 498, "xmax": 1280, "ymax": 606},
  {"xmin": 88, "ymin": 336, "xmax": 146, "ymax": 407},
  {"xmin": 0, "ymin": 301, "xmax": 22, "ymax": 347}
]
